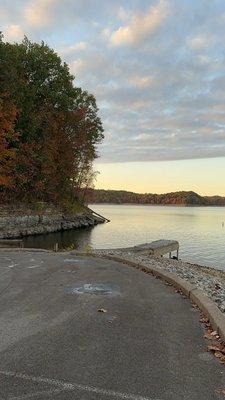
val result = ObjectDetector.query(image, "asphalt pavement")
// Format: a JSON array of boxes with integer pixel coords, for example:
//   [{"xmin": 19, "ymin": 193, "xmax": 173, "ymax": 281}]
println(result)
[{"xmin": 0, "ymin": 250, "xmax": 224, "ymax": 400}]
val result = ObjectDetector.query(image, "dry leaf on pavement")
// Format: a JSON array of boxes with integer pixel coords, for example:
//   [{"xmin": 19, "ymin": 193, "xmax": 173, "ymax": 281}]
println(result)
[
  {"xmin": 199, "ymin": 317, "xmax": 209, "ymax": 324},
  {"xmin": 204, "ymin": 331, "xmax": 214, "ymax": 340},
  {"xmin": 204, "ymin": 330, "xmax": 219, "ymax": 340},
  {"xmin": 216, "ymin": 388, "xmax": 225, "ymax": 396},
  {"xmin": 208, "ymin": 344, "xmax": 223, "ymax": 353}
]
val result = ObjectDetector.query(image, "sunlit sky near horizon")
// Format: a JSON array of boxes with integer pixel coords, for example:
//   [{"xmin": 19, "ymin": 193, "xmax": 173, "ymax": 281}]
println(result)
[{"xmin": 1, "ymin": 0, "xmax": 225, "ymax": 195}]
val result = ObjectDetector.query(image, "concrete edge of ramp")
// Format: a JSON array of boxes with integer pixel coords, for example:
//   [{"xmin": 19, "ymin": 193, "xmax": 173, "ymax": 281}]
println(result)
[{"xmin": 0, "ymin": 247, "xmax": 52, "ymax": 252}]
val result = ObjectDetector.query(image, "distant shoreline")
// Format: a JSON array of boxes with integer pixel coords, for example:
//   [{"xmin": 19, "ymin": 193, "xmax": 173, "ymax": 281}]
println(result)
[
  {"xmin": 89, "ymin": 202, "xmax": 225, "ymax": 207},
  {"xmin": 87, "ymin": 189, "xmax": 225, "ymax": 206}
]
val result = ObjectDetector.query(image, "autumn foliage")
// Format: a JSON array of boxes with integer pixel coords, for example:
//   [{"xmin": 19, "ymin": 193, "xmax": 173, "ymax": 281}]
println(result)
[
  {"xmin": 0, "ymin": 34, "xmax": 104, "ymax": 205},
  {"xmin": 0, "ymin": 93, "xmax": 18, "ymax": 190}
]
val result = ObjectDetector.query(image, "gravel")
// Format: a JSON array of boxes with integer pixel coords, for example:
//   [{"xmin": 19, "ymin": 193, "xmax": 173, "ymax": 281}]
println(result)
[{"xmin": 93, "ymin": 249, "xmax": 225, "ymax": 313}]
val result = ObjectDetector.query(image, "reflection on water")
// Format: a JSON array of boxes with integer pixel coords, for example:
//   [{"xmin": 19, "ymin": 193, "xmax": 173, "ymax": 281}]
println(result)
[
  {"xmin": 23, "ymin": 204, "xmax": 225, "ymax": 270},
  {"xmin": 23, "ymin": 227, "xmax": 92, "ymax": 252}
]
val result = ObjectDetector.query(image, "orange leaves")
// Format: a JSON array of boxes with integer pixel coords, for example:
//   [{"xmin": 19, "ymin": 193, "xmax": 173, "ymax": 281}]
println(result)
[
  {"xmin": 199, "ymin": 312, "xmax": 225, "ymax": 365},
  {"xmin": 203, "ymin": 325, "xmax": 225, "ymax": 364},
  {"xmin": 199, "ymin": 316, "xmax": 209, "ymax": 324},
  {"xmin": 0, "ymin": 93, "xmax": 18, "ymax": 134},
  {"xmin": 0, "ymin": 93, "xmax": 18, "ymax": 189},
  {"xmin": 204, "ymin": 330, "xmax": 219, "ymax": 340},
  {"xmin": 207, "ymin": 342, "xmax": 225, "ymax": 364},
  {"xmin": 216, "ymin": 388, "xmax": 225, "ymax": 396},
  {"xmin": 208, "ymin": 344, "xmax": 225, "ymax": 354}
]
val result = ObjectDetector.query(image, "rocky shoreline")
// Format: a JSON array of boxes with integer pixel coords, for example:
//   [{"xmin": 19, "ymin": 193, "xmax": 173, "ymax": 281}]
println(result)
[
  {"xmin": 93, "ymin": 248, "xmax": 225, "ymax": 314},
  {"xmin": 0, "ymin": 204, "xmax": 104, "ymax": 239}
]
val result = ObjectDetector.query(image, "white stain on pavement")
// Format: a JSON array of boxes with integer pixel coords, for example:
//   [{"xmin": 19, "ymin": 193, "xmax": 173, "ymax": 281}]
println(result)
[
  {"xmin": 8, "ymin": 263, "xmax": 18, "ymax": 268},
  {"xmin": 0, "ymin": 370, "xmax": 160, "ymax": 400},
  {"xmin": 1, "ymin": 258, "xmax": 19, "ymax": 269}
]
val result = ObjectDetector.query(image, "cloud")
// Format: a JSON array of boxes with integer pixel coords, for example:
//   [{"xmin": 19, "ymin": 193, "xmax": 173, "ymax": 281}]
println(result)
[
  {"xmin": 127, "ymin": 75, "xmax": 153, "ymax": 88},
  {"xmin": 117, "ymin": 7, "xmax": 129, "ymax": 21},
  {"xmin": 21, "ymin": 0, "xmax": 122, "ymax": 30},
  {"xmin": 4, "ymin": 25, "xmax": 24, "ymax": 41},
  {"xmin": 60, "ymin": 42, "xmax": 87, "ymax": 56},
  {"xmin": 187, "ymin": 34, "xmax": 212, "ymax": 51},
  {"xmin": 24, "ymin": 0, "xmax": 57, "ymax": 27},
  {"xmin": 110, "ymin": 0, "xmax": 169, "ymax": 46}
]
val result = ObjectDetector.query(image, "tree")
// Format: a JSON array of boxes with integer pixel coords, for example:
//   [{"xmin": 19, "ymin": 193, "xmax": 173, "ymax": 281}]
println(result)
[{"xmin": 0, "ymin": 35, "xmax": 104, "ymax": 204}]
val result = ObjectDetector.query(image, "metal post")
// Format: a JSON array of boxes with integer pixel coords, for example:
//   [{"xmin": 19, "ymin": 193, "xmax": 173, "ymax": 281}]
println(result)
[{"xmin": 54, "ymin": 243, "xmax": 59, "ymax": 252}]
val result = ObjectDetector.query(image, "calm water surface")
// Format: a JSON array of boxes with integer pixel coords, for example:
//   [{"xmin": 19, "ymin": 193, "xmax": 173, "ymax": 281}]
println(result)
[{"xmin": 23, "ymin": 204, "xmax": 225, "ymax": 270}]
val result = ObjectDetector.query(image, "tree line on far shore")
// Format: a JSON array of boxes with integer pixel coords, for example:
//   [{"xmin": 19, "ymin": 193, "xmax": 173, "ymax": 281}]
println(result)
[
  {"xmin": 87, "ymin": 189, "xmax": 225, "ymax": 206},
  {"xmin": 0, "ymin": 34, "xmax": 104, "ymax": 207}
]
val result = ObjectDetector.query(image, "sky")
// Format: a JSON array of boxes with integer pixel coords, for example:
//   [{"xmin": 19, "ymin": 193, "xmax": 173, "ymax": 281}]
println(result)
[{"xmin": 1, "ymin": 0, "xmax": 225, "ymax": 195}]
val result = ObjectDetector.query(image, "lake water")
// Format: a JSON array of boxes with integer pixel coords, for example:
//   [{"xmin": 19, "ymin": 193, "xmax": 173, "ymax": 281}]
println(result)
[{"xmin": 23, "ymin": 204, "xmax": 225, "ymax": 270}]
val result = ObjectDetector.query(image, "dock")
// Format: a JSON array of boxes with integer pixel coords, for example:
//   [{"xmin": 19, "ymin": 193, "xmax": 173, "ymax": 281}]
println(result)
[
  {"xmin": 130, "ymin": 239, "xmax": 179, "ymax": 259},
  {"xmin": 89, "ymin": 208, "xmax": 110, "ymax": 223}
]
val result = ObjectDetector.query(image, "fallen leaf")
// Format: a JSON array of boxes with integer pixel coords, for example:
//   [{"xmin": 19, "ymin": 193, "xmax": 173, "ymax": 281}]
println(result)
[
  {"xmin": 200, "ymin": 317, "xmax": 209, "ymax": 324},
  {"xmin": 215, "ymin": 351, "xmax": 222, "ymax": 358},
  {"xmin": 216, "ymin": 388, "xmax": 225, "ymax": 396},
  {"xmin": 214, "ymin": 351, "xmax": 225, "ymax": 361},
  {"xmin": 204, "ymin": 330, "xmax": 219, "ymax": 340},
  {"xmin": 204, "ymin": 330, "xmax": 214, "ymax": 340},
  {"xmin": 208, "ymin": 344, "xmax": 223, "ymax": 353},
  {"xmin": 98, "ymin": 308, "xmax": 107, "ymax": 313},
  {"xmin": 217, "ymin": 347, "xmax": 225, "ymax": 355}
]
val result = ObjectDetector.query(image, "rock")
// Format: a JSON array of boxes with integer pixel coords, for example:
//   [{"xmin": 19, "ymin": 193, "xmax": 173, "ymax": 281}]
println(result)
[{"xmin": 0, "ymin": 204, "xmax": 103, "ymax": 240}]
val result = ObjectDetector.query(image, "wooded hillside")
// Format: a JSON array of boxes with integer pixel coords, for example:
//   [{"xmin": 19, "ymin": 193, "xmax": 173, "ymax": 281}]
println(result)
[{"xmin": 87, "ymin": 189, "xmax": 225, "ymax": 206}]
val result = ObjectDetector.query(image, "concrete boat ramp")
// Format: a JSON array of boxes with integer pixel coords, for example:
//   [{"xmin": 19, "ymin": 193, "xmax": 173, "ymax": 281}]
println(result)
[
  {"xmin": 0, "ymin": 249, "xmax": 224, "ymax": 399},
  {"xmin": 126, "ymin": 239, "xmax": 179, "ymax": 259}
]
